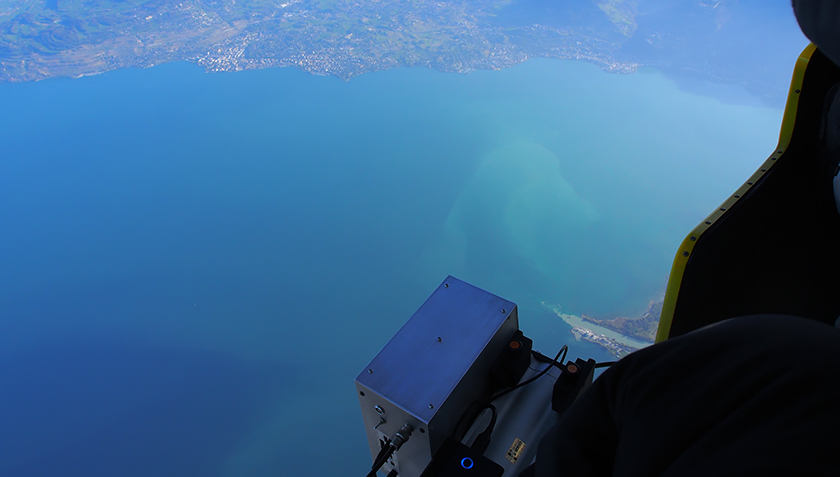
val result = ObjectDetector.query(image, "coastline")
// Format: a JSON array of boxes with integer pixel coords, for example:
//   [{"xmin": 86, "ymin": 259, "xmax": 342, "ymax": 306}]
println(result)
[{"xmin": 543, "ymin": 302, "xmax": 654, "ymax": 358}]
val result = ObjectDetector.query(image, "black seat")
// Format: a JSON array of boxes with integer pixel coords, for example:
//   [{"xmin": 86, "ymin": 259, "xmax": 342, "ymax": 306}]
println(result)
[{"xmin": 659, "ymin": 45, "xmax": 840, "ymax": 340}]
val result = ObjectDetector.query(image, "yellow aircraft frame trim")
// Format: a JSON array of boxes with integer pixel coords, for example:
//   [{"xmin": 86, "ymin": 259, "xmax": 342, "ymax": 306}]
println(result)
[{"xmin": 654, "ymin": 43, "xmax": 818, "ymax": 343}]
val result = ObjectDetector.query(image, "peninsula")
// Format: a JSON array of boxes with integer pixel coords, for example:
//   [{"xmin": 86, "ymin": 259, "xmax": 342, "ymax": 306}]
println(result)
[{"xmin": 545, "ymin": 298, "xmax": 661, "ymax": 359}]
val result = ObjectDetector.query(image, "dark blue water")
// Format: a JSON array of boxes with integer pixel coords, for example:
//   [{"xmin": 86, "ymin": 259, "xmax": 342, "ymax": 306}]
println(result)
[{"xmin": 0, "ymin": 59, "xmax": 782, "ymax": 475}]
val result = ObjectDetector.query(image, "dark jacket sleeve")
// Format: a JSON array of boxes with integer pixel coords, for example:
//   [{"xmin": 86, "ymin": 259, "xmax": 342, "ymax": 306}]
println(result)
[
  {"xmin": 535, "ymin": 315, "xmax": 840, "ymax": 477},
  {"xmin": 794, "ymin": 0, "xmax": 840, "ymax": 69}
]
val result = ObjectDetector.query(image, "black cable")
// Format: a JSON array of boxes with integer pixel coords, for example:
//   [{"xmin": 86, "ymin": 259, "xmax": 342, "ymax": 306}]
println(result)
[
  {"xmin": 490, "ymin": 345, "xmax": 568, "ymax": 402},
  {"xmin": 366, "ymin": 444, "xmax": 395, "ymax": 477},
  {"xmin": 462, "ymin": 345, "xmax": 569, "ymax": 454},
  {"xmin": 451, "ymin": 347, "xmax": 570, "ymax": 443},
  {"xmin": 469, "ymin": 403, "xmax": 497, "ymax": 453},
  {"xmin": 386, "ymin": 471, "xmax": 398, "ymax": 477},
  {"xmin": 531, "ymin": 350, "xmax": 568, "ymax": 369},
  {"xmin": 451, "ymin": 400, "xmax": 486, "ymax": 441},
  {"xmin": 366, "ymin": 424, "xmax": 414, "ymax": 477},
  {"xmin": 373, "ymin": 441, "xmax": 391, "ymax": 464},
  {"xmin": 594, "ymin": 361, "xmax": 617, "ymax": 368}
]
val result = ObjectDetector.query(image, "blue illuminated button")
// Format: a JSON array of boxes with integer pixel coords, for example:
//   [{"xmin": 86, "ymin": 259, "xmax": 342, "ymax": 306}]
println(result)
[{"xmin": 461, "ymin": 457, "xmax": 474, "ymax": 470}]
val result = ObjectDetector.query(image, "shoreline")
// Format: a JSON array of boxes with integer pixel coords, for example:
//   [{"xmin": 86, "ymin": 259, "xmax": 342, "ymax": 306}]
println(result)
[{"xmin": 543, "ymin": 302, "xmax": 654, "ymax": 350}]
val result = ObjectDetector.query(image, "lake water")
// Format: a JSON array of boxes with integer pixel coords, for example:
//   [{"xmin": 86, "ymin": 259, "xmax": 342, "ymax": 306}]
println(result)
[{"xmin": 0, "ymin": 59, "xmax": 783, "ymax": 475}]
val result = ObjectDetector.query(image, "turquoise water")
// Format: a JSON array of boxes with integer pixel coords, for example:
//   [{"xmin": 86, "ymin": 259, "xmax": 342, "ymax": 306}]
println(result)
[{"xmin": 0, "ymin": 59, "xmax": 783, "ymax": 475}]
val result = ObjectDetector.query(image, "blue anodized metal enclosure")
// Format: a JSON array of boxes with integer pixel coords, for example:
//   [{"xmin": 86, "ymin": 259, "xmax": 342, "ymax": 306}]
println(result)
[{"xmin": 356, "ymin": 276, "xmax": 518, "ymax": 477}]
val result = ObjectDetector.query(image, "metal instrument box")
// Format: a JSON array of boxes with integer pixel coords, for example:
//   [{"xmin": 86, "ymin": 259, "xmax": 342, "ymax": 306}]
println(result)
[{"xmin": 355, "ymin": 276, "xmax": 518, "ymax": 477}]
